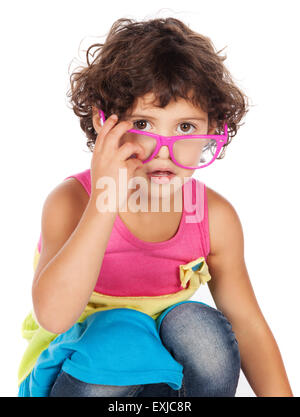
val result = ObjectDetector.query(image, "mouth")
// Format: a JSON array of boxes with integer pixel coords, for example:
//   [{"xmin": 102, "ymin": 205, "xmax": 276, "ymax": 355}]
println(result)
[{"xmin": 146, "ymin": 169, "xmax": 176, "ymax": 184}]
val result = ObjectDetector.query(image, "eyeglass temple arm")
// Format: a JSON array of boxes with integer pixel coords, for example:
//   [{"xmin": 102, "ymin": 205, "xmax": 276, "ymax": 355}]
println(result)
[{"xmin": 99, "ymin": 109, "xmax": 105, "ymax": 126}]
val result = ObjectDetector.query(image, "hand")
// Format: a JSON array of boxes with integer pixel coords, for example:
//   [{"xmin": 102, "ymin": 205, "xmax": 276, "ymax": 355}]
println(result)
[{"xmin": 90, "ymin": 114, "xmax": 145, "ymax": 212}]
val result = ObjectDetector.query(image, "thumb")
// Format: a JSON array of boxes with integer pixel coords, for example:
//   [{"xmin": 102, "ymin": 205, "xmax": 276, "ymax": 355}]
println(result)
[{"xmin": 126, "ymin": 157, "xmax": 144, "ymax": 174}]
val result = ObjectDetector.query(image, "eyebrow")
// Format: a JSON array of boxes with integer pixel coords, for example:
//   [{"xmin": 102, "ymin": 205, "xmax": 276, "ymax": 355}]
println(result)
[{"xmin": 129, "ymin": 114, "xmax": 206, "ymax": 122}]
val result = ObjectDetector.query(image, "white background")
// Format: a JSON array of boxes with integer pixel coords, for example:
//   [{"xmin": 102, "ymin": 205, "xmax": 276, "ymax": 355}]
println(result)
[{"xmin": 0, "ymin": 0, "xmax": 299, "ymax": 397}]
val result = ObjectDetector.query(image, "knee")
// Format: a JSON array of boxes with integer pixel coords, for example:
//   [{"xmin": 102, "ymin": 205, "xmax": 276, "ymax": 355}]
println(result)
[{"xmin": 159, "ymin": 302, "xmax": 241, "ymax": 380}]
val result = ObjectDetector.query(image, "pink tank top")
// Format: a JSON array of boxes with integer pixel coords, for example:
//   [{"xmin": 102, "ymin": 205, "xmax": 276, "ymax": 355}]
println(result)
[{"xmin": 38, "ymin": 168, "xmax": 210, "ymax": 297}]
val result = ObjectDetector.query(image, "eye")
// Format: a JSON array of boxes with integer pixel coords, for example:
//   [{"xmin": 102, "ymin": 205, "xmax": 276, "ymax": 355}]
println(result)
[
  {"xmin": 133, "ymin": 120, "xmax": 151, "ymax": 131},
  {"xmin": 177, "ymin": 122, "xmax": 196, "ymax": 135}
]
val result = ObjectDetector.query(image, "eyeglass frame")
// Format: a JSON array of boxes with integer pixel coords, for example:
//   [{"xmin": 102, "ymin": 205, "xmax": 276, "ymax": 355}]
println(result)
[{"xmin": 98, "ymin": 109, "xmax": 228, "ymax": 170}]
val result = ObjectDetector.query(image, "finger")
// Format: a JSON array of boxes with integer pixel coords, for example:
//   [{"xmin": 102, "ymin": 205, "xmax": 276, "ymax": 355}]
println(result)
[
  {"xmin": 94, "ymin": 114, "xmax": 119, "ymax": 154},
  {"xmin": 118, "ymin": 142, "xmax": 146, "ymax": 162},
  {"xmin": 102, "ymin": 120, "xmax": 134, "ymax": 152},
  {"xmin": 126, "ymin": 158, "xmax": 144, "ymax": 174},
  {"xmin": 126, "ymin": 154, "xmax": 144, "ymax": 170}
]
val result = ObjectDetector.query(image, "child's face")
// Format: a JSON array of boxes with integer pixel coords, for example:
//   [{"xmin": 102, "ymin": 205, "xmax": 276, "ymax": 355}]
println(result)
[
  {"xmin": 93, "ymin": 91, "xmax": 216, "ymax": 202},
  {"xmin": 122, "ymin": 92, "xmax": 215, "ymax": 196}
]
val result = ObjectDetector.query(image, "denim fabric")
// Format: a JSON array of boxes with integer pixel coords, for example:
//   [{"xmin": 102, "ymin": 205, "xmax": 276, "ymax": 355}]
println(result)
[{"xmin": 50, "ymin": 301, "xmax": 241, "ymax": 397}]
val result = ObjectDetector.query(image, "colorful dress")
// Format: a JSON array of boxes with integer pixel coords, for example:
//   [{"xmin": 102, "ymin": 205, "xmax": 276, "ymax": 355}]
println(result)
[{"xmin": 18, "ymin": 169, "xmax": 212, "ymax": 396}]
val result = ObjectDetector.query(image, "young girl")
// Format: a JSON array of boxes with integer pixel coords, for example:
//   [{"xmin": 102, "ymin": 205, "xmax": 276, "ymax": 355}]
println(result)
[{"xmin": 18, "ymin": 17, "xmax": 293, "ymax": 397}]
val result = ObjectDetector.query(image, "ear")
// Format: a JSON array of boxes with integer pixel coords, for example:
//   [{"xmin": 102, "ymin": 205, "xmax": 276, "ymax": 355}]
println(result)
[{"xmin": 92, "ymin": 106, "xmax": 103, "ymax": 134}]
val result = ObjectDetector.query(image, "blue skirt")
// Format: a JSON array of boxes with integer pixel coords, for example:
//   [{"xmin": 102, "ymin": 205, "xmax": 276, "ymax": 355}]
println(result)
[{"xmin": 18, "ymin": 300, "xmax": 210, "ymax": 397}]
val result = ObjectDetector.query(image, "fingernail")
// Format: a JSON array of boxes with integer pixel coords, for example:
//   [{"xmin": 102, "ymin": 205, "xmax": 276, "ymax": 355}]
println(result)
[{"xmin": 111, "ymin": 114, "xmax": 118, "ymax": 121}]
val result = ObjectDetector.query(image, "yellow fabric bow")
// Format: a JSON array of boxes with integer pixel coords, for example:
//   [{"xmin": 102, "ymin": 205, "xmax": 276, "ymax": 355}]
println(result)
[{"xmin": 179, "ymin": 257, "xmax": 211, "ymax": 289}]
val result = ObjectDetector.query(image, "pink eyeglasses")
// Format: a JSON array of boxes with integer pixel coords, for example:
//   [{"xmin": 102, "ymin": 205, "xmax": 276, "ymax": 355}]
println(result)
[{"xmin": 98, "ymin": 109, "xmax": 228, "ymax": 170}]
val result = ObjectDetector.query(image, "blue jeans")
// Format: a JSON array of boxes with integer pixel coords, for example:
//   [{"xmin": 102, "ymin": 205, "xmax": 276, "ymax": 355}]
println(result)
[{"xmin": 49, "ymin": 302, "xmax": 241, "ymax": 397}]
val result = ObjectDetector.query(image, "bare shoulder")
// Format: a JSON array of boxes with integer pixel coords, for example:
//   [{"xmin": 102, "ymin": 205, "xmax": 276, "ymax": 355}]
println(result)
[
  {"xmin": 43, "ymin": 177, "xmax": 89, "ymax": 220},
  {"xmin": 205, "ymin": 185, "xmax": 244, "ymax": 257},
  {"xmin": 205, "ymin": 185, "xmax": 237, "ymax": 218},
  {"xmin": 60, "ymin": 177, "xmax": 90, "ymax": 207}
]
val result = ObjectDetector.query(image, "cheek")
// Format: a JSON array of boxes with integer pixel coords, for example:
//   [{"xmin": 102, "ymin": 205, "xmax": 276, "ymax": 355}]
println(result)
[{"xmin": 178, "ymin": 169, "xmax": 194, "ymax": 182}]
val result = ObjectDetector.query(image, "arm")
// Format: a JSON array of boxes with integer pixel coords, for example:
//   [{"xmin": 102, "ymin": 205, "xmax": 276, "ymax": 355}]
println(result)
[
  {"xmin": 205, "ymin": 187, "xmax": 293, "ymax": 397},
  {"xmin": 32, "ymin": 179, "xmax": 117, "ymax": 334}
]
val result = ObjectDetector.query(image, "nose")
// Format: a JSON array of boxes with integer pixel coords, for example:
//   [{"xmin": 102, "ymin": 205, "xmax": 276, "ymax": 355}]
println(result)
[{"xmin": 154, "ymin": 144, "xmax": 172, "ymax": 160}]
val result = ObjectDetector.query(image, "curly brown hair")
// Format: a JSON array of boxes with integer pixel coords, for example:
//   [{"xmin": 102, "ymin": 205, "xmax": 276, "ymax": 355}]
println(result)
[{"xmin": 67, "ymin": 17, "xmax": 250, "ymax": 158}]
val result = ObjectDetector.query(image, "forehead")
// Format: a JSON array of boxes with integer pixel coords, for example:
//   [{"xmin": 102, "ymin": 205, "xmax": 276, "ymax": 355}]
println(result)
[{"xmin": 129, "ymin": 91, "xmax": 207, "ymax": 118}]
